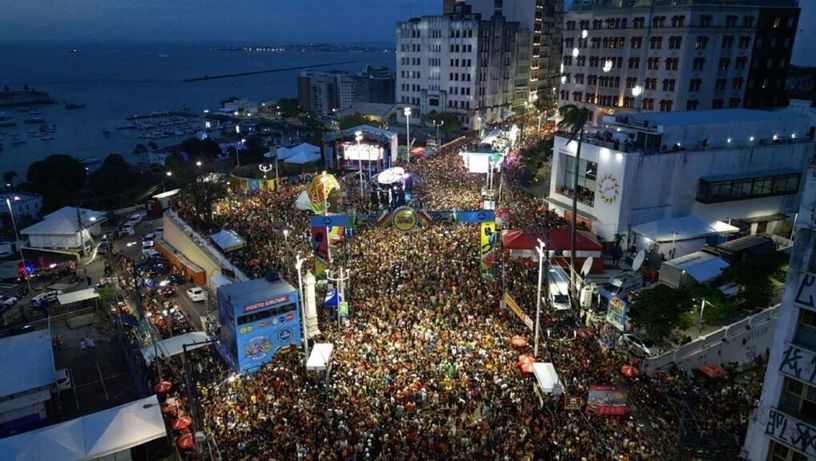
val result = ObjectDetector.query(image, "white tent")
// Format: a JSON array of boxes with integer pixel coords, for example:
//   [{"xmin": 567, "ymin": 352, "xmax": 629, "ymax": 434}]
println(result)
[
  {"xmin": 631, "ymin": 215, "xmax": 738, "ymax": 242},
  {"xmin": 58, "ymin": 288, "xmax": 99, "ymax": 306},
  {"xmin": 210, "ymin": 229, "xmax": 246, "ymax": 253},
  {"xmin": 377, "ymin": 167, "xmax": 405, "ymax": 185},
  {"xmin": 306, "ymin": 343, "xmax": 334, "ymax": 371},
  {"xmin": 532, "ymin": 362, "xmax": 562, "ymax": 395},
  {"xmin": 284, "ymin": 150, "xmax": 321, "ymax": 165},
  {"xmin": 0, "ymin": 395, "xmax": 167, "ymax": 461},
  {"xmin": 141, "ymin": 331, "xmax": 213, "ymax": 362},
  {"xmin": 277, "ymin": 143, "xmax": 320, "ymax": 161}
]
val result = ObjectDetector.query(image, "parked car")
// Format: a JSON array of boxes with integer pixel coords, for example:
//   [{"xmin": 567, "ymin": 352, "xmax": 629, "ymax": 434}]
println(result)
[
  {"xmin": 186, "ymin": 286, "xmax": 207, "ymax": 303},
  {"xmin": 142, "ymin": 248, "xmax": 160, "ymax": 259},
  {"xmin": 127, "ymin": 212, "xmax": 144, "ymax": 223},
  {"xmin": 142, "ymin": 240, "xmax": 155, "ymax": 251},
  {"xmin": 0, "ymin": 295, "xmax": 18, "ymax": 309},
  {"xmin": 55, "ymin": 368, "xmax": 72, "ymax": 391},
  {"xmin": 618, "ymin": 333, "xmax": 658, "ymax": 357},
  {"xmin": 31, "ymin": 290, "xmax": 64, "ymax": 308},
  {"xmin": 121, "ymin": 222, "xmax": 136, "ymax": 236}
]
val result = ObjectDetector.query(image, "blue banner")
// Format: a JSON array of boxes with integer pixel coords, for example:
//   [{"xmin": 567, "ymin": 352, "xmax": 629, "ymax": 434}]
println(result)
[
  {"xmin": 310, "ymin": 214, "xmax": 353, "ymax": 228},
  {"xmin": 455, "ymin": 210, "xmax": 495, "ymax": 223}
]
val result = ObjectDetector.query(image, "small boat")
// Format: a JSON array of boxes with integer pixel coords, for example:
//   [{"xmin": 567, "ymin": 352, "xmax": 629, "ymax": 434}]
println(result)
[
  {"xmin": 11, "ymin": 137, "xmax": 25, "ymax": 145},
  {"xmin": 64, "ymin": 102, "xmax": 86, "ymax": 110},
  {"xmin": 41, "ymin": 135, "xmax": 53, "ymax": 140}
]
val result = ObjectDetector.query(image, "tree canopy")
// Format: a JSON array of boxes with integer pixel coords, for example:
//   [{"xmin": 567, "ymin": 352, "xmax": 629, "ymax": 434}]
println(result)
[
  {"xmin": 338, "ymin": 113, "xmax": 379, "ymax": 130},
  {"xmin": 627, "ymin": 284, "xmax": 693, "ymax": 344},
  {"xmin": 181, "ymin": 137, "xmax": 222, "ymax": 161},
  {"xmin": 26, "ymin": 154, "xmax": 86, "ymax": 211},
  {"xmin": 421, "ymin": 111, "xmax": 463, "ymax": 134}
]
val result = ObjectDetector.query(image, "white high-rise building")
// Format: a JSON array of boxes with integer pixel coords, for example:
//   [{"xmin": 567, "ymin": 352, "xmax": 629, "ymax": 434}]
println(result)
[
  {"xmin": 559, "ymin": 0, "xmax": 800, "ymax": 125},
  {"xmin": 396, "ymin": 4, "xmax": 530, "ymax": 129},
  {"xmin": 742, "ymin": 160, "xmax": 816, "ymax": 460}
]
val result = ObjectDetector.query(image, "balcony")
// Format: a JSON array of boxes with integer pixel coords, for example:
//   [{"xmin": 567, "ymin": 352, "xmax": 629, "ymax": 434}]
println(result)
[{"xmin": 554, "ymin": 185, "xmax": 595, "ymax": 207}]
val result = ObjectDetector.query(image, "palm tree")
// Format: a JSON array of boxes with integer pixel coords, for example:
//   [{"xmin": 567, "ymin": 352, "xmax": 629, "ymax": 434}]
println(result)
[{"xmin": 557, "ymin": 104, "xmax": 591, "ymax": 300}]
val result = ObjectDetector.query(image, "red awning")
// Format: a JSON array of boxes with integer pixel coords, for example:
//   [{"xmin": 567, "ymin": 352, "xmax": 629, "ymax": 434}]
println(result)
[
  {"xmin": 502, "ymin": 230, "xmax": 543, "ymax": 250},
  {"xmin": 517, "ymin": 353, "xmax": 535, "ymax": 373},
  {"xmin": 698, "ymin": 363, "xmax": 727, "ymax": 378},
  {"xmin": 502, "ymin": 229, "xmax": 603, "ymax": 252},
  {"xmin": 153, "ymin": 381, "xmax": 172, "ymax": 394},
  {"xmin": 621, "ymin": 364, "xmax": 640, "ymax": 378},
  {"xmin": 510, "ymin": 335, "xmax": 528, "ymax": 349},
  {"xmin": 172, "ymin": 415, "xmax": 193, "ymax": 431}
]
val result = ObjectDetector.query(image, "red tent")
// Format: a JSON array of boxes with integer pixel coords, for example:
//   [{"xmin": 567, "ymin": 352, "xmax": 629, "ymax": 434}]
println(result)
[
  {"xmin": 517, "ymin": 353, "xmax": 535, "ymax": 373},
  {"xmin": 177, "ymin": 433, "xmax": 195, "ymax": 450},
  {"xmin": 502, "ymin": 230, "xmax": 543, "ymax": 250},
  {"xmin": 698, "ymin": 363, "xmax": 727, "ymax": 378},
  {"xmin": 620, "ymin": 364, "xmax": 639, "ymax": 378},
  {"xmin": 172, "ymin": 415, "xmax": 193, "ymax": 431},
  {"xmin": 502, "ymin": 229, "xmax": 604, "ymax": 273}
]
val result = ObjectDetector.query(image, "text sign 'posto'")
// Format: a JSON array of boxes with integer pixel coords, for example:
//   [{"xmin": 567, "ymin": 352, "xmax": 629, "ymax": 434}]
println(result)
[{"xmin": 392, "ymin": 206, "xmax": 418, "ymax": 231}]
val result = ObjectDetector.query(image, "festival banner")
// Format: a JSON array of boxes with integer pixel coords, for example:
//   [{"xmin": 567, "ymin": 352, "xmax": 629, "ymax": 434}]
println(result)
[
  {"xmin": 455, "ymin": 209, "xmax": 496, "ymax": 224},
  {"xmin": 480, "ymin": 221, "xmax": 496, "ymax": 273},
  {"xmin": 310, "ymin": 215, "xmax": 354, "ymax": 276},
  {"xmin": 586, "ymin": 385, "xmax": 628, "ymax": 415},
  {"xmin": 502, "ymin": 292, "xmax": 533, "ymax": 330},
  {"xmin": 605, "ymin": 295, "xmax": 628, "ymax": 331}
]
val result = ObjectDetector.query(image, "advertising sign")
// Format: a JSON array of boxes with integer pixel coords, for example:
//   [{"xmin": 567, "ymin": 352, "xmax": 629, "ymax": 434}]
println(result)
[
  {"xmin": 242, "ymin": 294, "xmax": 290, "ymax": 314},
  {"xmin": 480, "ymin": 221, "xmax": 496, "ymax": 273},
  {"xmin": 338, "ymin": 301, "xmax": 349, "ymax": 319},
  {"xmin": 392, "ymin": 206, "xmax": 418, "ymax": 231},
  {"xmin": 586, "ymin": 385, "xmax": 628, "ymax": 415},
  {"xmin": 606, "ymin": 295, "xmax": 628, "ymax": 331},
  {"xmin": 503, "ymin": 292, "xmax": 533, "ymax": 331},
  {"xmin": 344, "ymin": 143, "xmax": 383, "ymax": 161},
  {"xmin": 454, "ymin": 210, "xmax": 496, "ymax": 224}
]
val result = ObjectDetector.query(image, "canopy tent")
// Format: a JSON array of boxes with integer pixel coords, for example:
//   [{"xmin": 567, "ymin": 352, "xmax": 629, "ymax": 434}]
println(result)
[
  {"xmin": 377, "ymin": 167, "xmax": 406, "ymax": 185},
  {"xmin": 632, "ymin": 215, "xmax": 739, "ymax": 243},
  {"xmin": 0, "ymin": 395, "xmax": 167, "ymax": 461},
  {"xmin": 210, "ymin": 229, "xmax": 246, "ymax": 253},
  {"xmin": 284, "ymin": 150, "xmax": 322, "ymax": 165},
  {"xmin": 658, "ymin": 251, "xmax": 730, "ymax": 288},
  {"xmin": 306, "ymin": 343, "xmax": 334, "ymax": 371},
  {"xmin": 276, "ymin": 143, "xmax": 320, "ymax": 161},
  {"xmin": 140, "ymin": 331, "xmax": 214, "ymax": 362},
  {"xmin": 501, "ymin": 229, "xmax": 604, "ymax": 273},
  {"xmin": 57, "ymin": 288, "xmax": 99, "ymax": 306},
  {"xmin": 459, "ymin": 151, "xmax": 503, "ymax": 174},
  {"xmin": 532, "ymin": 362, "xmax": 562, "ymax": 395}
]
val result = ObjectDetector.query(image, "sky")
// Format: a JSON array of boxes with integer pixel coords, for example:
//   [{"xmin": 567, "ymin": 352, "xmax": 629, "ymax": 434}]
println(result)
[{"xmin": 0, "ymin": 0, "xmax": 811, "ymax": 65}]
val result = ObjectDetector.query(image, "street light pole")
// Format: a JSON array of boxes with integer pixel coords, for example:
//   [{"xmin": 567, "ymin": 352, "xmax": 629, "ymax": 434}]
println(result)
[
  {"xmin": 403, "ymin": 107, "xmax": 412, "ymax": 163},
  {"xmin": 355, "ymin": 131, "xmax": 364, "ymax": 199},
  {"xmin": 6, "ymin": 198, "xmax": 32, "ymax": 294},
  {"xmin": 431, "ymin": 119, "xmax": 444, "ymax": 147},
  {"xmin": 326, "ymin": 267, "xmax": 349, "ymax": 331},
  {"xmin": 295, "ymin": 254, "xmax": 309, "ymax": 361},
  {"xmin": 534, "ymin": 239, "xmax": 546, "ymax": 358}
]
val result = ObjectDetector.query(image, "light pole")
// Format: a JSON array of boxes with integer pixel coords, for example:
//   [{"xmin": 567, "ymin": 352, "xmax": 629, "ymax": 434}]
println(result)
[
  {"xmin": 295, "ymin": 254, "xmax": 309, "ymax": 361},
  {"xmin": 632, "ymin": 85, "xmax": 643, "ymax": 112},
  {"xmin": 699, "ymin": 298, "xmax": 714, "ymax": 331},
  {"xmin": 6, "ymin": 197, "xmax": 32, "ymax": 294},
  {"xmin": 534, "ymin": 239, "xmax": 546, "ymax": 357},
  {"xmin": 355, "ymin": 131, "xmax": 364, "ymax": 199},
  {"xmin": 321, "ymin": 171, "xmax": 331, "ymax": 266},
  {"xmin": 326, "ymin": 267, "xmax": 350, "ymax": 331},
  {"xmin": 162, "ymin": 170, "xmax": 172, "ymax": 192},
  {"xmin": 403, "ymin": 107, "xmax": 412, "ymax": 163},
  {"xmin": 431, "ymin": 119, "xmax": 444, "ymax": 147}
]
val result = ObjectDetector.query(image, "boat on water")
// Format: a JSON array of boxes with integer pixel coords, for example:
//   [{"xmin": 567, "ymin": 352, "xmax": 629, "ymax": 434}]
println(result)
[
  {"xmin": 41, "ymin": 135, "xmax": 54, "ymax": 140},
  {"xmin": 64, "ymin": 102, "xmax": 86, "ymax": 110},
  {"xmin": 11, "ymin": 136, "xmax": 25, "ymax": 145},
  {"xmin": 23, "ymin": 117, "xmax": 46, "ymax": 124}
]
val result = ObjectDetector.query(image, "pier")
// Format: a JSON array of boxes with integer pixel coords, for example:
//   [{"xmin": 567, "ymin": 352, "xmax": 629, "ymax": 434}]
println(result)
[{"xmin": 182, "ymin": 60, "xmax": 357, "ymax": 83}]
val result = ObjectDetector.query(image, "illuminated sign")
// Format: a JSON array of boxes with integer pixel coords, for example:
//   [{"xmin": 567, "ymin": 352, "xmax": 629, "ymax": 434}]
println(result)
[
  {"xmin": 392, "ymin": 206, "xmax": 418, "ymax": 231},
  {"xmin": 242, "ymin": 294, "xmax": 290, "ymax": 314},
  {"xmin": 344, "ymin": 143, "xmax": 383, "ymax": 161}
]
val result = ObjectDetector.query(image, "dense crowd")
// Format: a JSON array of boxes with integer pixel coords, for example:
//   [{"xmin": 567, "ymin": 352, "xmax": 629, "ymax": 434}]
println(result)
[{"xmin": 163, "ymin": 133, "xmax": 765, "ymax": 460}]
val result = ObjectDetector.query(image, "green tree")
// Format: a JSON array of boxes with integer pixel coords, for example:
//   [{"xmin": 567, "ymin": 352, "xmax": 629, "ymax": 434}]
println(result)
[
  {"xmin": 338, "ymin": 113, "xmax": 379, "ymax": 130},
  {"xmin": 724, "ymin": 252, "xmax": 788, "ymax": 308},
  {"xmin": 87, "ymin": 154, "xmax": 141, "ymax": 208},
  {"xmin": 277, "ymin": 98, "xmax": 303, "ymax": 119},
  {"xmin": 628, "ymin": 284, "xmax": 693, "ymax": 344},
  {"xmin": 26, "ymin": 155, "xmax": 86, "ymax": 211},
  {"xmin": 180, "ymin": 137, "xmax": 222, "ymax": 161},
  {"xmin": 3, "ymin": 170, "xmax": 17, "ymax": 187},
  {"xmin": 688, "ymin": 285, "xmax": 729, "ymax": 323},
  {"xmin": 557, "ymin": 104, "xmax": 591, "ymax": 298},
  {"xmin": 421, "ymin": 111, "xmax": 463, "ymax": 134}
]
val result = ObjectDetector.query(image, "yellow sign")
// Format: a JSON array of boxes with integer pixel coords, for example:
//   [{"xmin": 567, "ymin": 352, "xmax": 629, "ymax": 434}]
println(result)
[
  {"xmin": 503, "ymin": 292, "xmax": 525, "ymax": 323},
  {"xmin": 392, "ymin": 206, "xmax": 418, "ymax": 231},
  {"xmin": 480, "ymin": 221, "xmax": 496, "ymax": 272}
]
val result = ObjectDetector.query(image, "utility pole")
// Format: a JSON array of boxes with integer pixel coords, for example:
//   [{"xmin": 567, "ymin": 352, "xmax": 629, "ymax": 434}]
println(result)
[
  {"xmin": 326, "ymin": 267, "xmax": 350, "ymax": 331},
  {"xmin": 295, "ymin": 254, "xmax": 310, "ymax": 361}
]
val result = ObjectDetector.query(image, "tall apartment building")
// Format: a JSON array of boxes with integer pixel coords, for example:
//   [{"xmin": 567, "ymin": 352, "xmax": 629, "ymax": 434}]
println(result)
[
  {"xmin": 464, "ymin": 0, "xmax": 564, "ymax": 113},
  {"xmin": 559, "ymin": 0, "xmax": 800, "ymax": 125},
  {"xmin": 396, "ymin": 4, "xmax": 530, "ymax": 129},
  {"xmin": 297, "ymin": 67, "xmax": 396, "ymax": 116},
  {"xmin": 742, "ymin": 161, "xmax": 816, "ymax": 460}
]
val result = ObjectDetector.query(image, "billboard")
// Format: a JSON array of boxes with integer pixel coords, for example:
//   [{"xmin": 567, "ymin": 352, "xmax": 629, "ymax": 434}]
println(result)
[
  {"xmin": 344, "ymin": 143, "xmax": 384, "ymax": 161},
  {"xmin": 586, "ymin": 385, "xmax": 628, "ymax": 415},
  {"xmin": 606, "ymin": 295, "xmax": 628, "ymax": 331},
  {"xmin": 480, "ymin": 221, "xmax": 496, "ymax": 273}
]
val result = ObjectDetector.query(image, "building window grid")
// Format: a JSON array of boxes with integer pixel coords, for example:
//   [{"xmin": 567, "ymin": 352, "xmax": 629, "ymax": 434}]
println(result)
[{"xmin": 696, "ymin": 173, "xmax": 800, "ymax": 203}]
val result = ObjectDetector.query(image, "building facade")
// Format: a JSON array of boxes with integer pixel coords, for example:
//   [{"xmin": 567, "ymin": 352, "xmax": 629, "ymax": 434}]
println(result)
[
  {"xmin": 297, "ymin": 68, "xmax": 396, "ymax": 116},
  {"xmin": 743, "ymin": 4, "xmax": 800, "ymax": 109},
  {"xmin": 0, "ymin": 192, "xmax": 41, "ymax": 221},
  {"xmin": 559, "ymin": 0, "xmax": 800, "ymax": 125},
  {"xmin": 546, "ymin": 109, "xmax": 813, "ymax": 250},
  {"xmin": 396, "ymin": 5, "xmax": 530, "ymax": 129},
  {"xmin": 464, "ymin": 0, "xmax": 564, "ymax": 113},
  {"xmin": 742, "ymin": 162, "xmax": 816, "ymax": 460}
]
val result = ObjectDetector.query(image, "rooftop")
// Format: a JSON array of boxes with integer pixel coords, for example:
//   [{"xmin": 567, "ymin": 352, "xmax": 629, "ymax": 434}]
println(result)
[
  {"xmin": 217, "ymin": 277, "xmax": 297, "ymax": 309},
  {"xmin": 0, "ymin": 330, "xmax": 55, "ymax": 398}
]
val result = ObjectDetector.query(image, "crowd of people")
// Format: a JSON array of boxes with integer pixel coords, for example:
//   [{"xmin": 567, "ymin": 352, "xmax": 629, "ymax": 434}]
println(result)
[{"xmin": 160, "ymin": 132, "xmax": 766, "ymax": 460}]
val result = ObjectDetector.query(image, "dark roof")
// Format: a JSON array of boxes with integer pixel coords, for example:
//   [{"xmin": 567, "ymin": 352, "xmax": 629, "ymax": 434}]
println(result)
[{"xmin": 217, "ymin": 278, "xmax": 297, "ymax": 308}]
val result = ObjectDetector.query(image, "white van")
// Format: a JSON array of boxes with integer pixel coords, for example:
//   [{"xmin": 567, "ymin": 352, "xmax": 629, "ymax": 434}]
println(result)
[{"xmin": 547, "ymin": 265, "xmax": 572, "ymax": 311}]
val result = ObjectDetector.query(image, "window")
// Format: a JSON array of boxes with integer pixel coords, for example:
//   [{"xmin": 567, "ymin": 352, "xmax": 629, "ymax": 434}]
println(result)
[
  {"xmin": 647, "ymin": 57, "xmax": 660, "ymax": 70},
  {"xmin": 732, "ymin": 78, "xmax": 743, "ymax": 90},
  {"xmin": 662, "ymin": 79, "xmax": 676, "ymax": 91},
  {"xmin": 719, "ymin": 58, "xmax": 731, "ymax": 70},
  {"xmin": 686, "ymin": 100, "xmax": 699, "ymax": 110},
  {"xmin": 668, "ymin": 36, "xmax": 682, "ymax": 49},
  {"xmin": 628, "ymin": 57, "xmax": 640, "ymax": 69},
  {"xmin": 695, "ymin": 36, "xmax": 709, "ymax": 49},
  {"xmin": 633, "ymin": 17, "xmax": 645, "ymax": 28},
  {"xmin": 659, "ymin": 99, "xmax": 673, "ymax": 111},
  {"xmin": 630, "ymin": 37, "xmax": 642, "ymax": 49},
  {"xmin": 700, "ymin": 15, "xmax": 712, "ymax": 27},
  {"xmin": 563, "ymin": 56, "xmax": 572, "ymax": 66},
  {"xmin": 650, "ymin": 37, "xmax": 663, "ymax": 49},
  {"xmin": 738, "ymin": 36, "xmax": 751, "ymax": 49},
  {"xmin": 693, "ymin": 57, "xmax": 706, "ymax": 71},
  {"xmin": 689, "ymin": 79, "xmax": 702, "ymax": 92},
  {"xmin": 697, "ymin": 173, "xmax": 800, "ymax": 203},
  {"xmin": 642, "ymin": 98, "xmax": 654, "ymax": 110},
  {"xmin": 652, "ymin": 16, "xmax": 666, "ymax": 28},
  {"xmin": 712, "ymin": 98, "xmax": 723, "ymax": 109},
  {"xmin": 560, "ymin": 156, "xmax": 598, "ymax": 207},
  {"xmin": 577, "ymin": 56, "xmax": 586, "ymax": 66},
  {"xmin": 625, "ymin": 77, "xmax": 637, "ymax": 89},
  {"xmin": 742, "ymin": 16, "xmax": 755, "ymax": 28},
  {"xmin": 795, "ymin": 307, "xmax": 816, "ymax": 350},
  {"xmin": 726, "ymin": 15, "xmax": 738, "ymax": 27},
  {"xmin": 671, "ymin": 15, "xmax": 685, "ymax": 27},
  {"xmin": 716, "ymin": 79, "xmax": 727, "ymax": 90},
  {"xmin": 736, "ymin": 57, "xmax": 748, "ymax": 70},
  {"xmin": 665, "ymin": 58, "xmax": 679, "ymax": 71},
  {"xmin": 773, "ymin": 16, "xmax": 781, "ymax": 29},
  {"xmin": 722, "ymin": 36, "xmax": 734, "ymax": 49},
  {"xmin": 779, "ymin": 376, "xmax": 816, "ymax": 423},
  {"xmin": 728, "ymin": 97, "xmax": 740, "ymax": 108},
  {"xmin": 768, "ymin": 441, "xmax": 809, "ymax": 461},
  {"xmin": 645, "ymin": 78, "xmax": 657, "ymax": 90}
]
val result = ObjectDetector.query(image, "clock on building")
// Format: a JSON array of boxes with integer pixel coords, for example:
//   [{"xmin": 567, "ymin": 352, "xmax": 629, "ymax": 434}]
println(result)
[{"xmin": 597, "ymin": 174, "xmax": 620, "ymax": 204}]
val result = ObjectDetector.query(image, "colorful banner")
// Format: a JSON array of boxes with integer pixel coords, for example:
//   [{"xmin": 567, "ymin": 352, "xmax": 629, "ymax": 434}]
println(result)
[
  {"xmin": 605, "ymin": 295, "xmax": 628, "ymax": 331},
  {"xmin": 455, "ymin": 209, "xmax": 496, "ymax": 224},
  {"xmin": 480, "ymin": 221, "xmax": 496, "ymax": 273},
  {"xmin": 503, "ymin": 292, "xmax": 533, "ymax": 330},
  {"xmin": 338, "ymin": 301, "xmax": 349, "ymax": 320},
  {"xmin": 307, "ymin": 174, "xmax": 342, "ymax": 214},
  {"xmin": 310, "ymin": 214, "xmax": 354, "ymax": 276},
  {"xmin": 586, "ymin": 385, "xmax": 628, "ymax": 416}
]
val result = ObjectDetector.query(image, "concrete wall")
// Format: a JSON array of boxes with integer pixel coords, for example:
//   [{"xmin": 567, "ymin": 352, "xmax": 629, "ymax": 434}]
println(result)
[{"xmin": 641, "ymin": 305, "xmax": 779, "ymax": 375}]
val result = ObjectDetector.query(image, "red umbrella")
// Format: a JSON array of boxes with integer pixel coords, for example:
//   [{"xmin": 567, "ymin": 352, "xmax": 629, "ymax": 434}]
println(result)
[
  {"xmin": 160, "ymin": 404, "xmax": 178, "ymax": 417},
  {"xmin": 154, "ymin": 381, "xmax": 172, "ymax": 394},
  {"xmin": 577, "ymin": 328, "xmax": 595, "ymax": 338},
  {"xmin": 177, "ymin": 433, "xmax": 195, "ymax": 450},
  {"xmin": 510, "ymin": 335, "xmax": 528, "ymax": 349},
  {"xmin": 621, "ymin": 364, "xmax": 639, "ymax": 378},
  {"xmin": 172, "ymin": 415, "xmax": 193, "ymax": 431},
  {"xmin": 698, "ymin": 363, "xmax": 727, "ymax": 378},
  {"xmin": 517, "ymin": 353, "xmax": 535, "ymax": 373}
]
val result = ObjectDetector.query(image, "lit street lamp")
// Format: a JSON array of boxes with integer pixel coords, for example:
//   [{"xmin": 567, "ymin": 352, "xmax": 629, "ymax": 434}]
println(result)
[
  {"xmin": 534, "ymin": 239, "xmax": 547, "ymax": 357},
  {"xmin": 403, "ymin": 107, "xmax": 412, "ymax": 163},
  {"xmin": 5, "ymin": 197, "xmax": 32, "ymax": 295},
  {"xmin": 295, "ymin": 254, "xmax": 309, "ymax": 361}
]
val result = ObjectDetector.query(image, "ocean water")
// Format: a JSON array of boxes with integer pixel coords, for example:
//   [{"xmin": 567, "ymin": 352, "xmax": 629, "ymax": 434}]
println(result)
[{"xmin": 0, "ymin": 42, "xmax": 394, "ymax": 176}]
